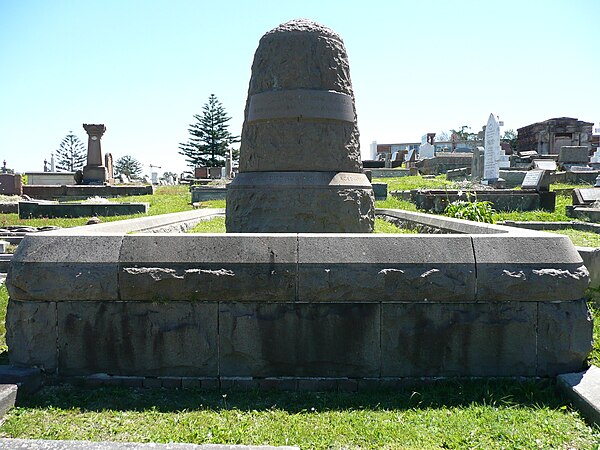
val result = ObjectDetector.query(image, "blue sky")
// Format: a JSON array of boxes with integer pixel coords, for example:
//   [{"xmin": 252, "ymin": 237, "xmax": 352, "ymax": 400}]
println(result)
[{"xmin": 1, "ymin": 0, "xmax": 599, "ymax": 176}]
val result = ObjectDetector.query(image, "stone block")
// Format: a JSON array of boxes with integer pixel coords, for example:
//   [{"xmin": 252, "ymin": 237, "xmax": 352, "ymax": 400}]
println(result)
[
  {"xmin": 190, "ymin": 186, "xmax": 227, "ymax": 202},
  {"xmin": 119, "ymin": 234, "xmax": 297, "ymax": 301},
  {"xmin": 559, "ymin": 146, "xmax": 589, "ymax": 163},
  {"xmin": 7, "ymin": 234, "xmax": 122, "ymax": 301},
  {"xmin": 6, "ymin": 300, "xmax": 57, "ymax": 373},
  {"xmin": 56, "ymin": 302, "xmax": 218, "ymax": 377},
  {"xmin": 0, "ymin": 366, "xmax": 42, "ymax": 396},
  {"xmin": 381, "ymin": 302, "xmax": 538, "ymax": 377},
  {"xmin": 142, "ymin": 377, "xmax": 162, "ymax": 388},
  {"xmin": 0, "ymin": 384, "xmax": 17, "ymax": 419},
  {"xmin": 226, "ymin": 172, "xmax": 374, "ymax": 233},
  {"xmin": 371, "ymin": 182, "xmax": 387, "ymax": 200},
  {"xmin": 472, "ymin": 235, "xmax": 589, "ymax": 301},
  {"xmin": 297, "ymin": 235, "xmax": 475, "ymax": 301},
  {"xmin": 537, "ymin": 299, "xmax": 593, "ymax": 375},
  {"xmin": 0, "ymin": 173, "xmax": 22, "ymax": 195},
  {"xmin": 219, "ymin": 303, "xmax": 380, "ymax": 378},
  {"xmin": 159, "ymin": 377, "xmax": 182, "ymax": 388},
  {"xmin": 18, "ymin": 201, "xmax": 149, "ymax": 219},
  {"xmin": 557, "ymin": 365, "xmax": 600, "ymax": 427}
]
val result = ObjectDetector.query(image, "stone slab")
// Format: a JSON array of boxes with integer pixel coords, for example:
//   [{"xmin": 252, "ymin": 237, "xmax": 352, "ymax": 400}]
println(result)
[
  {"xmin": 557, "ymin": 365, "xmax": 600, "ymax": 427},
  {"xmin": 537, "ymin": 299, "xmax": 592, "ymax": 375},
  {"xmin": 119, "ymin": 235, "xmax": 297, "ymax": 301},
  {"xmin": 0, "ymin": 384, "xmax": 17, "ymax": 419},
  {"xmin": 0, "ymin": 439, "xmax": 299, "ymax": 450},
  {"xmin": 573, "ymin": 188, "xmax": 600, "ymax": 205},
  {"xmin": 22, "ymin": 185, "xmax": 153, "ymax": 200},
  {"xmin": 56, "ymin": 302, "xmax": 218, "ymax": 377},
  {"xmin": 6, "ymin": 300, "xmax": 58, "ymax": 373},
  {"xmin": 297, "ymin": 235, "xmax": 476, "ymax": 301},
  {"xmin": 0, "ymin": 366, "xmax": 42, "ymax": 396},
  {"xmin": 381, "ymin": 302, "xmax": 537, "ymax": 377},
  {"xmin": 18, "ymin": 201, "xmax": 149, "ymax": 219},
  {"xmin": 191, "ymin": 187, "xmax": 227, "ymax": 202},
  {"xmin": 219, "ymin": 303, "xmax": 380, "ymax": 378},
  {"xmin": 471, "ymin": 235, "xmax": 589, "ymax": 301},
  {"xmin": 7, "ymin": 234, "xmax": 123, "ymax": 301}
]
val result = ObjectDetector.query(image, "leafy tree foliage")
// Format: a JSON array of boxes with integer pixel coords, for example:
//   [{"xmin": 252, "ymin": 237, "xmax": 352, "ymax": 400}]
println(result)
[
  {"xmin": 56, "ymin": 133, "xmax": 86, "ymax": 172},
  {"xmin": 450, "ymin": 125, "xmax": 478, "ymax": 141},
  {"xmin": 114, "ymin": 155, "xmax": 143, "ymax": 179},
  {"xmin": 179, "ymin": 94, "xmax": 239, "ymax": 167},
  {"xmin": 502, "ymin": 129, "xmax": 518, "ymax": 152}
]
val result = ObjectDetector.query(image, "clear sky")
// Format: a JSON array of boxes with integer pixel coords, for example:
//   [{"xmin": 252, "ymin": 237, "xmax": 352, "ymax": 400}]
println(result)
[{"xmin": 1, "ymin": 0, "xmax": 599, "ymax": 176}]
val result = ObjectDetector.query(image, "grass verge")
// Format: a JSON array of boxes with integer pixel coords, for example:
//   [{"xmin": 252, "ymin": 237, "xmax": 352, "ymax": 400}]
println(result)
[{"xmin": 0, "ymin": 381, "xmax": 598, "ymax": 449}]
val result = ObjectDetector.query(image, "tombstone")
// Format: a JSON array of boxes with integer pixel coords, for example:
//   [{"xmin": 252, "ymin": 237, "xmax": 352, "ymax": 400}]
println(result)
[
  {"xmin": 483, "ymin": 113, "xmax": 500, "ymax": 183},
  {"xmin": 471, "ymin": 146, "xmax": 485, "ymax": 179},
  {"xmin": 532, "ymin": 159, "xmax": 557, "ymax": 171},
  {"xmin": 559, "ymin": 146, "xmax": 590, "ymax": 171},
  {"xmin": 573, "ymin": 188, "xmax": 600, "ymax": 205},
  {"xmin": 82, "ymin": 124, "xmax": 108, "ymax": 184},
  {"xmin": 195, "ymin": 167, "xmax": 209, "ymax": 179},
  {"xmin": 418, "ymin": 142, "xmax": 435, "ymax": 159},
  {"xmin": 208, "ymin": 167, "xmax": 222, "ymax": 179},
  {"xmin": 104, "ymin": 153, "xmax": 114, "ymax": 184},
  {"xmin": 226, "ymin": 19, "xmax": 374, "ymax": 232},
  {"xmin": 521, "ymin": 169, "xmax": 551, "ymax": 191},
  {"xmin": 151, "ymin": 172, "xmax": 158, "ymax": 184},
  {"xmin": 0, "ymin": 173, "xmax": 23, "ymax": 195}
]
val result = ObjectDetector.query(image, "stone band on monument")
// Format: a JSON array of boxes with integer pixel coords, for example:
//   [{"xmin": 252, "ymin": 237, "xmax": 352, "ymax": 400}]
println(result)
[{"xmin": 247, "ymin": 90, "xmax": 355, "ymax": 123}]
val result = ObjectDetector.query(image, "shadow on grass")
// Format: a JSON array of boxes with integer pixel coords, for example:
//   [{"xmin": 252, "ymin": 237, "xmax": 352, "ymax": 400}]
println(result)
[{"xmin": 17, "ymin": 379, "xmax": 567, "ymax": 414}]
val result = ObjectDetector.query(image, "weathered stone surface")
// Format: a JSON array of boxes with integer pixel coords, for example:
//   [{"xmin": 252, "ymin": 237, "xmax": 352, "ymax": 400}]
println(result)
[
  {"xmin": 228, "ymin": 19, "xmax": 374, "ymax": 232},
  {"xmin": 57, "ymin": 302, "xmax": 218, "ymax": 376},
  {"xmin": 297, "ymin": 235, "xmax": 475, "ymax": 301},
  {"xmin": 18, "ymin": 201, "xmax": 148, "ymax": 219},
  {"xmin": 472, "ymin": 234, "xmax": 589, "ymax": 301},
  {"xmin": 119, "ymin": 234, "xmax": 297, "ymax": 301},
  {"xmin": 6, "ymin": 300, "xmax": 57, "ymax": 372},
  {"xmin": 226, "ymin": 172, "xmax": 374, "ymax": 233},
  {"xmin": 557, "ymin": 365, "xmax": 600, "ymax": 427},
  {"xmin": 381, "ymin": 302, "xmax": 537, "ymax": 377},
  {"xmin": 239, "ymin": 20, "xmax": 360, "ymax": 172},
  {"xmin": 219, "ymin": 303, "xmax": 380, "ymax": 377},
  {"xmin": 537, "ymin": 299, "xmax": 593, "ymax": 375},
  {"xmin": 7, "ymin": 234, "xmax": 122, "ymax": 301}
]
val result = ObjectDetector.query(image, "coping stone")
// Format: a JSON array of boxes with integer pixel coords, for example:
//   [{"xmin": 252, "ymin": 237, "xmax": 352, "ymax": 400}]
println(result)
[
  {"xmin": 0, "ymin": 439, "xmax": 299, "ymax": 450},
  {"xmin": 0, "ymin": 366, "xmax": 42, "ymax": 396},
  {"xmin": 0, "ymin": 384, "xmax": 17, "ymax": 419},
  {"xmin": 557, "ymin": 365, "xmax": 600, "ymax": 427}
]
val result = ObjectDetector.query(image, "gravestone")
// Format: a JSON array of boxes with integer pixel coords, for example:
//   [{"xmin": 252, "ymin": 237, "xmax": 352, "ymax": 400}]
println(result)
[
  {"xmin": 533, "ymin": 159, "xmax": 557, "ymax": 171},
  {"xmin": 0, "ymin": 174, "xmax": 22, "ymax": 195},
  {"xmin": 483, "ymin": 113, "xmax": 500, "ymax": 183},
  {"xmin": 104, "ymin": 153, "xmax": 114, "ymax": 183},
  {"xmin": 573, "ymin": 188, "xmax": 600, "ymax": 206},
  {"xmin": 418, "ymin": 142, "xmax": 435, "ymax": 159},
  {"xmin": 559, "ymin": 146, "xmax": 589, "ymax": 164},
  {"xmin": 82, "ymin": 124, "xmax": 108, "ymax": 185},
  {"xmin": 521, "ymin": 169, "xmax": 551, "ymax": 191},
  {"xmin": 471, "ymin": 146, "xmax": 485, "ymax": 179},
  {"xmin": 226, "ymin": 19, "xmax": 374, "ymax": 232}
]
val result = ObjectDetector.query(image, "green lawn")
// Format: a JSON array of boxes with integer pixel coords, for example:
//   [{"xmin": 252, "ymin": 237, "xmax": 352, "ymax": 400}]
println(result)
[{"xmin": 0, "ymin": 380, "xmax": 598, "ymax": 449}]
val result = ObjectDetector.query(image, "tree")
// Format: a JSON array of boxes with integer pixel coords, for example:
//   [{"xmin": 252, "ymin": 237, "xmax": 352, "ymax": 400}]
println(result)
[
  {"xmin": 450, "ymin": 125, "xmax": 478, "ymax": 142},
  {"xmin": 502, "ymin": 129, "xmax": 518, "ymax": 152},
  {"xmin": 114, "ymin": 155, "xmax": 143, "ymax": 179},
  {"xmin": 179, "ymin": 94, "xmax": 239, "ymax": 167},
  {"xmin": 55, "ymin": 132, "xmax": 86, "ymax": 172}
]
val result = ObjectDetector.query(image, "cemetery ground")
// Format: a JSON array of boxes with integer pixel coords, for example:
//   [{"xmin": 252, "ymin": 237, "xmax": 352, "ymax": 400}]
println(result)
[{"xmin": 0, "ymin": 179, "xmax": 600, "ymax": 447}]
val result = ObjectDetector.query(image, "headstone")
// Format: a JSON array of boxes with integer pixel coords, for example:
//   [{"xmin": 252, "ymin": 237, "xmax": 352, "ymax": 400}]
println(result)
[
  {"xmin": 532, "ymin": 159, "xmax": 557, "ymax": 171},
  {"xmin": 471, "ymin": 146, "xmax": 485, "ymax": 179},
  {"xmin": 573, "ymin": 188, "xmax": 600, "ymax": 205},
  {"xmin": 82, "ymin": 124, "xmax": 108, "ymax": 184},
  {"xmin": 483, "ymin": 113, "xmax": 500, "ymax": 182},
  {"xmin": 559, "ymin": 146, "xmax": 589, "ymax": 164},
  {"xmin": 0, "ymin": 173, "xmax": 23, "ymax": 195},
  {"xmin": 418, "ymin": 142, "xmax": 435, "ymax": 159},
  {"xmin": 195, "ymin": 167, "xmax": 209, "ymax": 179},
  {"xmin": 105, "ymin": 153, "xmax": 114, "ymax": 183},
  {"xmin": 226, "ymin": 19, "xmax": 374, "ymax": 232},
  {"xmin": 151, "ymin": 172, "xmax": 158, "ymax": 184},
  {"xmin": 521, "ymin": 169, "xmax": 551, "ymax": 191}
]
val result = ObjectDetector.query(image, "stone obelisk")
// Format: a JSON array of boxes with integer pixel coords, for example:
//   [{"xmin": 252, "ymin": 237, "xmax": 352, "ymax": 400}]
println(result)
[
  {"xmin": 82, "ymin": 123, "xmax": 108, "ymax": 185},
  {"xmin": 226, "ymin": 19, "xmax": 374, "ymax": 232}
]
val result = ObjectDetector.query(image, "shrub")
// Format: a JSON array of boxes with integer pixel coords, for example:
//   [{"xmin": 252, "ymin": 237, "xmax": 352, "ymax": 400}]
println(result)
[{"xmin": 444, "ymin": 193, "xmax": 495, "ymax": 223}]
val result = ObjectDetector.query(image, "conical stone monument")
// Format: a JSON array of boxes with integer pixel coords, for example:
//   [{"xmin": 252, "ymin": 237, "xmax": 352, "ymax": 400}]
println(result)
[{"xmin": 226, "ymin": 19, "xmax": 375, "ymax": 232}]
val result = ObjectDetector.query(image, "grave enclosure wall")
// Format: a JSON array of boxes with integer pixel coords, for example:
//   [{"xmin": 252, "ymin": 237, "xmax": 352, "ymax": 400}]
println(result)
[{"xmin": 5, "ymin": 211, "xmax": 592, "ymax": 386}]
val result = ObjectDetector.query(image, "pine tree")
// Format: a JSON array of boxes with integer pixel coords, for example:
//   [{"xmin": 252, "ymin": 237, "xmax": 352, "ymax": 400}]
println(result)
[
  {"xmin": 179, "ymin": 94, "xmax": 239, "ymax": 167},
  {"xmin": 114, "ymin": 155, "xmax": 143, "ymax": 179},
  {"xmin": 56, "ymin": 133, "xmax": 86, "ymax": 172}
]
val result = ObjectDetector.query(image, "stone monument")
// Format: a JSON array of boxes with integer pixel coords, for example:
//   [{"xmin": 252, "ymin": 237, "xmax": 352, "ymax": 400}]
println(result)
[
  {"xmin": 226, "ymin": 19, "xmax": 375, "ymax": 232},
  {"xmin": 82, "ymin": 124, "xmax": 108, "ymax": 185},
  {"xmin": 483, "ymin": 113, "xmax": 500, "ymax": 183}
]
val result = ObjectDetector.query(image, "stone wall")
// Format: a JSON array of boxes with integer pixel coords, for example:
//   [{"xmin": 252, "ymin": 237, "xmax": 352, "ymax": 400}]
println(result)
[{"xmin": 5, "ymin": 215, "xmax": 592, "ymax": 382}]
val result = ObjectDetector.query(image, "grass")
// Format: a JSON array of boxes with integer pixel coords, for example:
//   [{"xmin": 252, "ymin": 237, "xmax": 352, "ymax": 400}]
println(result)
[
  {"xmin": 375, "ymin": 175, "xmax": 457, "ymax": 192},
  {"xmin": 0, "ymin": 381, "xmax": 598, "ymax": 448},
  {"xmin": 0, "ymin": 185, "xmax": 193, "ymax": 228},
  {"xmin": 547, "ymin": 228, "xmax": 600, "ymax": 247}
]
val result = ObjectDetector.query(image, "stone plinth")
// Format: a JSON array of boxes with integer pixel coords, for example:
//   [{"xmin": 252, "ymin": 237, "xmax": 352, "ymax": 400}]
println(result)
[
  {"xmin": 82, "ymin": 124, "xmax": 107, "ymax": 185},
  {"xmin": 226, "ymin": 172, "xmax": 374, "ymax": 232},
  {"xmin": 226, "ymin": 19, "xmax": 374, "ymax": 233}
]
